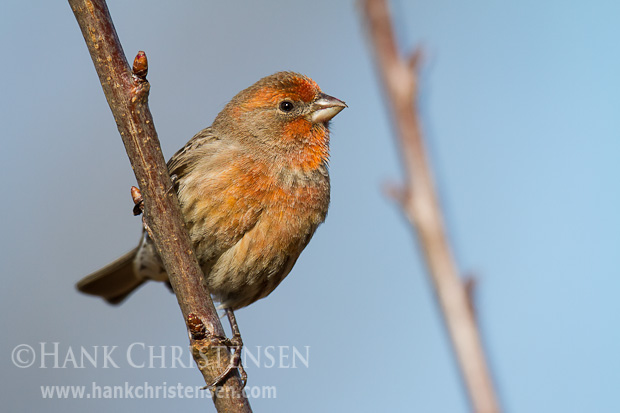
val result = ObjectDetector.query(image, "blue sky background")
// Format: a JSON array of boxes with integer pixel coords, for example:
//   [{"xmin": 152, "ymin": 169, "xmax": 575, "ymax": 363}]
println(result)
[{"xmin": 1, "ymin": 1, "xmax": 619, "ymax": 412}]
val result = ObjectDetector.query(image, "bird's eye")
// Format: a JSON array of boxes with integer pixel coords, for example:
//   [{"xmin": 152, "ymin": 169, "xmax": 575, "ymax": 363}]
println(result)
[{"xmin": 279, "ymin": 101, "xmax": 294, "ymax": 112}]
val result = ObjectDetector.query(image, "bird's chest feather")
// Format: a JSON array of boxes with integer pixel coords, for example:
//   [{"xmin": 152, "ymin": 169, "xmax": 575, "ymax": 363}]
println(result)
[{"xmin": 177, "ymin": 154, "xmax": 329, "ymax": 261}]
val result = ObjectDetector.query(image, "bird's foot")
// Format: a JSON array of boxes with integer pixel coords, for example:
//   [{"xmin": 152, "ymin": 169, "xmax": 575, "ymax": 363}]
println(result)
[{"xmin": 203, "ymin": 308, "xmax": 247, "ymax": 389}]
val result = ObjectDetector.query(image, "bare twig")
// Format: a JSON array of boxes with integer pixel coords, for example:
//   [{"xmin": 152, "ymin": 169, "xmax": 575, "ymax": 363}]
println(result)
[
  {"xmin": 464, "ymin": 275, "xmax": 478, "ymax": 320},
  {"xmin": 68, "ymin": 1, "xmax": 251, "ymax": 411},
  {"xmin": 361, "ymin": 1, "xmax": 501, "ymax": 412}
]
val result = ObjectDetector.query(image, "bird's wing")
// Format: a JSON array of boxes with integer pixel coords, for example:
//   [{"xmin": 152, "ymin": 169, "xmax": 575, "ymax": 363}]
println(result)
[{"xmin": 167, "ymin": 127, "xmax": 221, "ymax": 180}]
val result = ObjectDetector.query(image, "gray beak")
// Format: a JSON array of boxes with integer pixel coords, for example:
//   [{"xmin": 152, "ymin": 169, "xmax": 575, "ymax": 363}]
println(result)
[{"xmin": 310, "ymin": 93, "xmax": 347, "ymax": 124}]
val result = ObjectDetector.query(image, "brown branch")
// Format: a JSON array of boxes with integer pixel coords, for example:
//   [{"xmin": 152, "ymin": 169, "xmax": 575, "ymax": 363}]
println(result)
[
  {"xmin": 361, "ymin": 1, "xmax": 501, "ymax": 412},
  {"xmin": 464, "ymin": 274, "xmax": 478, "ymax": 320},
  {"xmin": 68, "ymin": 1, "xmax": 251, "ymax": 411}
]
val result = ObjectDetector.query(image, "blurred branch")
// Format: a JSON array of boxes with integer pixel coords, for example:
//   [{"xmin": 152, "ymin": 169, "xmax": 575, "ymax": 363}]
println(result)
[
  {"xmin": 68, "ymin": 0, "xmax": 251, "ymax": 411},
  {"xmin": 361, "ymin": 0, "xmax": 500, "ymax": 412},
  {"xmin": 464, "ymin": 274, "xmax": 478, "ymax": 320}
]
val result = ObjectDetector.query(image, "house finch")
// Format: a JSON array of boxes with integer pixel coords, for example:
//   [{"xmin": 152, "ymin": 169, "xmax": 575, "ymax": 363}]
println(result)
[{"xmin": 77, "ymin": 71, "xmax": 346, "ymax": 312}]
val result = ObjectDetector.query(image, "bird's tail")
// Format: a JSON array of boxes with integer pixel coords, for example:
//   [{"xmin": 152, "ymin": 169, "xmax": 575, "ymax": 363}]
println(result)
[{"xmin": 76, "ymin": 247, "xmax": 144, "ymax": 305}]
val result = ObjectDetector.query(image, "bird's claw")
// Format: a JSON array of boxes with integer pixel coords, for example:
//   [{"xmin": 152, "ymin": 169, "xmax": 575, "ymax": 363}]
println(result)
[
  {"xmin": 202, "ymin": 308, "xmax": 246, "ymax": 389},
  {"xmin": 202, "ymin": 331, "xmax": 246, "ymax": 389}
]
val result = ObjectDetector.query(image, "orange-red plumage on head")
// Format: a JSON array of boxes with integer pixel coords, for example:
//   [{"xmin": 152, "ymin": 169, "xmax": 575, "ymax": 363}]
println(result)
[
  {"xmin": 220, "ymin": 72, "xmax": 321, "ymax": 117},
  {"xmin": 263, "ymin": 72, "xmax": 320, "ymax": 103},
  {"xmin": 241, "ymin": 72, "xmax": 321, "ymax": 110},
  {"xmin": 212, "ymin": 72, "xmax": 345, "ymax": 172}
]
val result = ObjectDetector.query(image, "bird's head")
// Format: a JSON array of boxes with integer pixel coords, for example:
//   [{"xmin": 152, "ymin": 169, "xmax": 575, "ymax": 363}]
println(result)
[{"xmin": 213, "ymin": 72, "xmax": 346, "ymax": 171}]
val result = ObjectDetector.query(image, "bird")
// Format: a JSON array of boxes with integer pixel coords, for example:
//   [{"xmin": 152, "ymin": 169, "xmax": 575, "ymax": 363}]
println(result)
[{"xmin": 76, "ymin": 71, "xmax": 346, "ymax": 314}]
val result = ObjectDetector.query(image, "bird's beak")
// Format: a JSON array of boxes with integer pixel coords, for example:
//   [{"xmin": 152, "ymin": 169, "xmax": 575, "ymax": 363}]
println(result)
[{"xmin": 310, "ymin": 93, "xmax": 347, "ymax": 124}]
